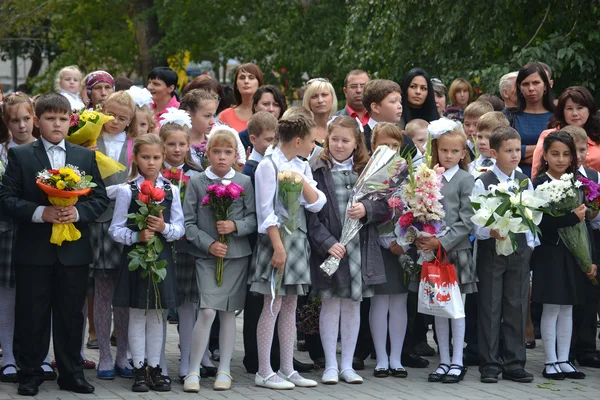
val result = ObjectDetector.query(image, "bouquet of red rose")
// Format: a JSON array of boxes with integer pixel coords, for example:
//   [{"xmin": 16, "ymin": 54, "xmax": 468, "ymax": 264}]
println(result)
[
  {"xmin": 201, "ymin": 180, "xmax": 245, "ymax": 285},
  {"xmin": 125, "ymin": 180, "xmax": 168, "ymax": 316},
  {"xmin": 161, "ymin": 167, "xmax": 191, "ymax": 203}
]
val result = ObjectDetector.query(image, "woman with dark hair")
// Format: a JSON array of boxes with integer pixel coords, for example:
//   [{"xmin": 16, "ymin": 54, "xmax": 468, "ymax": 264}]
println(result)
[
  {"xmin": 217, "ymin": 63, "xmax": 264, "ymax": 132},
  {"xmin": 238, "ymin": 85, "xmax": 288, "ymax": 151},
  {"xmin": 531, "ymin": 86, "xmax": 600, "ymax": 177},
  {"xmin": 148, "ymin": 66, "xmax": 180, "ymax": 126},
  {"xmin": 400, "ymin": 68, "xmax": 439, "ymax": 128},
  {"xmin": 512, "ymin": 62, "xmax": 555, "ymax": 177},
  {"xmin": 181, "ymin": 75, "xmax": 229, "ymax": 115}
]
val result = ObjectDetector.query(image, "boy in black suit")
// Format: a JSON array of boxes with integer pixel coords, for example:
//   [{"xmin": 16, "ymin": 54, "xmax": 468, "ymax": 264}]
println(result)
[{"xmin": 0, "ymin": 93, "xmax": 109, "ymax": 396}]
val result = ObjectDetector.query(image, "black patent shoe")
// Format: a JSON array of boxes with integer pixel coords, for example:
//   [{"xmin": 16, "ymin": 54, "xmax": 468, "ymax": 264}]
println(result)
[
  {"xmin": 148, "ymin": 366, "xmax": 171, "ymax": 392},
  {"xmin": 428, "ymin": 363, "xmax": 450, "ymax": 382},
  {"xmin": 201, "ymin": 364, "xmax": 218, "ymax": 377},
  {"xmin": 557, "ymin": 361, "xmax": 586, "ymax": 379},
  {"xmin": 442, "ymin": 364, "xmax": 467, "ymax": 383},
  {"xmin": 542, "ymin": 363, "xmax": 565, "ymax": 380},
  {"xmin": 132, "ymin": 364, "xmax": 149, "ymax": 392},
  {"xmin": 373, "ymin": 367, "xmax": 389, "ymax": 377},
  {"xmin": 390, "ymin": 367, "xmax": 408, "ymax": 378}
]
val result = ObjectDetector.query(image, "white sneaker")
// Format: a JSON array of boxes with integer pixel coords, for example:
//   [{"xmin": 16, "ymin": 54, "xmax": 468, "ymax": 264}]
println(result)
[
  {"xmin": 277, "ymin": 370, "xmax": 318, "ymax": 387},
  {"xmin": 321, "ymin": 367, "xmax": 339, "ymax": 385},
  {"xmin": 340, "ymin": 368, "xmax": 363, "ymax": 384},
  {"xmin": 255, "ymin": 372, "xmax": 295, "ymax": 390}
]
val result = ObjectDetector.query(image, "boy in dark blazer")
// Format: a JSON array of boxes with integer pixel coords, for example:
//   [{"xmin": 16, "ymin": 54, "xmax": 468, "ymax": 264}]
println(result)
[{"xmin": 0, "ymin": 93, "xmax": 109, "ymax": 396}]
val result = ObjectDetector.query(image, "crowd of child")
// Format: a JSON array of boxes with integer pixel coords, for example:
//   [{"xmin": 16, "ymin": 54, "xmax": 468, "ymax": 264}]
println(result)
[{"xmin": 0, "ymin": 61, "xmax": 598, "ymax": 397}]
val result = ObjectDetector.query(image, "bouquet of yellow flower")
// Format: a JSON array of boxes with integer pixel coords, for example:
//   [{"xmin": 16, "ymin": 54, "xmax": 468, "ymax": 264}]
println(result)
[
  {"xmin": 67, "ymin": 108, "xmax": 126, "ymax": 179},
  {"xmin": 36, "ymin": 165, "xmax": 97, "ymax": 246}
]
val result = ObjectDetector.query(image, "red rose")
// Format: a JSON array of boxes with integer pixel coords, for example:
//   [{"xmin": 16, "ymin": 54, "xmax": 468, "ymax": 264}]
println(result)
[
  {"xmin": 151, "ymin": 187, "xmax": 166, "ymax": 202},
  {"xmin": 48, "ymin": 169, "xmax": 60, "ymax": 175},
  {"xmin": 138, "ymin": 193, "xmax": 151, "ymax": 204},
  {"xmin": 140, "ymin": 180, "xmax": 154, "ymax": 195},
  {"xmin": 399, "ymin": 212, "xmax": 414, "ymax": 227}
]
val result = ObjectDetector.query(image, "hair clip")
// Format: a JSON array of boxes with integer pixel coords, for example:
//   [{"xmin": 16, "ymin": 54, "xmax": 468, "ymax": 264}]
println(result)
[
  {"xmin": 427, "ymin": 117, "xmax": 461, "ymax": 139},
  {"xmin": 160, "ymin": 108, "xmax": 192, "ymax": 128},
  {"xmin": 126, "ymin": 86, "xmax": 153, "ymax": 108}
]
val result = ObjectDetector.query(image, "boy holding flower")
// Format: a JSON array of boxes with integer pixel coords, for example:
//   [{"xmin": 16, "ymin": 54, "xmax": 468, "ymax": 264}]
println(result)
[{"xmin": 0, "ymin": 93, "xmax": 108, "ymax": 396}]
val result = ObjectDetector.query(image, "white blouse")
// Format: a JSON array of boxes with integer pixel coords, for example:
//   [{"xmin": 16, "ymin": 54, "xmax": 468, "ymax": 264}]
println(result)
[
  {"xmin": 331, "ymin": 155, "xmax": 354, "ymax": 172},
  {"xmin": 254, "ymin": 146, "xmax": 326, "ymax": 233},
  {"xmin": 109, "ymin": 173, "xmax": 185, "ymax": 245},
  {"xmin": 60, "ymin": 90, "xmax": 85, "ymax": 111},
  {"xmin": 102, "ymin": 131, "xmax": 127, "ymax": 162}
]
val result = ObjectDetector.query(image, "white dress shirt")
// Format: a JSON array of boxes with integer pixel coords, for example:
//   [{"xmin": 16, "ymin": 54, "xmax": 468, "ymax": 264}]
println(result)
[
  {"xmin": 331, "ymin": 155, "xmax": 354, "ymax": 172},
  {"xmin": 443, "ymin": 164, "xmax": 460, "ymax": 182},
  {"xmin": 60, "ymin": 90, "xmax": 85, "ymax": 111},
  {"xmin": 255, "ymin": 146, "xmax": 326, "ymax": 233},
  {"xmin": 102, "ymin": 132, "xmax": 127, "ymax": 162},
  {"xmin": 472, "ymin": 165, "xmax": 538, "ymax": 248},
  {"xmin": 109, "ymin": 173, "xmax": 185, "ymax": 245},
  {"xmin": 32, "ymin": 138, "xmax": 72, "ymax": 223},
  {"xmin": 248, "ymin": 148, "xmax": 264, "ymax": 164}
]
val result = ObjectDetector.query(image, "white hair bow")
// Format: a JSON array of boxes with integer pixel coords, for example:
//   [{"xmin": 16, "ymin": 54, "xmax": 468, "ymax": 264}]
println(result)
[
  {"xmin": 160, "ymin": 108, "xmax": 192, "ymax": 129},
  {"xmin": 126, "ymin": 86, "xmax": 153, "ymax": 108},
  {"xmin": 427, "ymin": 117, "xmax": 461, "ymax": 139}
]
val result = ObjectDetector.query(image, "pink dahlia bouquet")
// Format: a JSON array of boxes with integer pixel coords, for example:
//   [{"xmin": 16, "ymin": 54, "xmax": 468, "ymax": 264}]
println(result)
[{"xmin": 201, "ymin": 180, "xmax": 245, "ymax": 285}]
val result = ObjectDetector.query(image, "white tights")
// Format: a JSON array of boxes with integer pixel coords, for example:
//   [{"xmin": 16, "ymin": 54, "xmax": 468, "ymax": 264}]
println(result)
[
  {"xmin": 369, "ymin": 294, "xmax": 408, "ymax": 370},
  {"xmin": 319, "ymin": 298, "xmax": 360, "ymax": 372},
  {"xmin": 128, "ymin": 308, "xmax": 164, "ymax": 368},
  {"xmin": 434, "ymin": 316, "xmax": 465, "ymax": 376},
  {"xmin": 541, "ymin": 304, "xmax": 575, "ymax": 373}
]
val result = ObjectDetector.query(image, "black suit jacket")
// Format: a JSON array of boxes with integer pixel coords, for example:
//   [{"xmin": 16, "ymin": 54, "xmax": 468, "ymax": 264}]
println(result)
[{"xmin": 0, "ymin": 140, "xmax": 109, "ymax": 266}]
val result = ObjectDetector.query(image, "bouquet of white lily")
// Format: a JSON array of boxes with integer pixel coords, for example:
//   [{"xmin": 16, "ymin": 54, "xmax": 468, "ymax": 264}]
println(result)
[{"xmin": 471, "ymin": 178, "xmax": 548, "ymax": 256}]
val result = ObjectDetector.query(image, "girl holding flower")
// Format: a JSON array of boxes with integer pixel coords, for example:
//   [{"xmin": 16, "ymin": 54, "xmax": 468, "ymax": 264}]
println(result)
[
  {"xmin": 532, "ymin": 131, "xmax": 597, "ymax": 380},
  {"xmin": 109, "ymin": 134, "xmax": 185, "ymax": 392},
  {"xmin": 307, "ymin": 116, "xmax": 387, "ymax": 384},
  {"xmin": 182, "ymin": 129, "xmax": 256, "ymax": 392},
  {"xmin": 250, "ymin": 115, "xmax": 326, "ymax": 390},
  {"xmin": 158, "ymin": 111, "xmax": 203, "ymax": 382},
  {"xmin": 416, "ymin": 119, "xmax": 475, "ymax": 384}
]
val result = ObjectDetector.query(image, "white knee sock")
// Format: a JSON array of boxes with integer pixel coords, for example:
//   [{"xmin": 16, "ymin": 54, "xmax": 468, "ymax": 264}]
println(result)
[
  {"xmin": 177, "ymin": 302, "xmax": 197, "ymax": 377},
  {"xmin": 370, "ymin": 295, "xmax": 390, "ymax": 370},
  {"xmin": 389, "ymin": 294, "xmax": 408, "ymax": 369},
  {"xmin": 448, "ymin": 317, "xmax": 465, "ymax": 375},
  {"xmin": 187, "ymin": 308, "xmax": 217, "ymax": 383},
  {"xmin": 217, "ymin": 311, "xmax": 236, "ymax": 374},
  {"xmin": 434, "ymin": 317, "xmax": 450, "ymax": 374},
  {"xmin": 146, "ymin": 312, "xmax": 165, "ymax": 368},
  {"xmin": 0, "ymin": 287, "xmax": 16, "ymax": 374},
  {"xmin": 320, "ymin": 298, "xmax": 341, "ymax": 371},
  {"xmin": 556, "ymin": 305, "xmax": 574, "ymax": 372},
  {"xmin": 128, "ymin": 308, "xmax": 147, "ymax": 368},
  {"xmin": 340, "ymin": 299, "xmax": 360, "ymax": 372},
  {"xmin": 541, "ymin": 303, "xmax": 560, "ymax": 373}
]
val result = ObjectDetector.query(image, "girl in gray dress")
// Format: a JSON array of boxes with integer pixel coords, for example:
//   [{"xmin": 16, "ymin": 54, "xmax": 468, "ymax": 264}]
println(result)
[
  {"xmin": 183, "ymin": 130, "xmax": 256, "ymax": 392},
  {"xmin": 416, "ymin": 123, "xmax": 475, "ymax": 384},
  {"xmin": 308, "ymin": 117, "xmax": 388, "ymax": 384}
]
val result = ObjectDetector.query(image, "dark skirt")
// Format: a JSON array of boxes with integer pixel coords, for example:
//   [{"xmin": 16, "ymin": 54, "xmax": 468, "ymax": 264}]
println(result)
[
  {"xmin": 0, "ymin": 219, "xmax": 16, "ymax": 289},
  {"xmin": 89, "ymin": 221, "xmax": 123, "ymax": 279},
  {"xmin": 174, "ymin": 250, "xmax": 199, "ymax": 304},
  {"xmin": 374, "ymin": 247, "xmax": 408, "ymax": 295},
  {"xmin": 532, "ymin": 241, "xmax": 586, "ymax": 305},
  {"xmin": 113, "ymin": 239, "xmax": 179, "ymax": 310}
]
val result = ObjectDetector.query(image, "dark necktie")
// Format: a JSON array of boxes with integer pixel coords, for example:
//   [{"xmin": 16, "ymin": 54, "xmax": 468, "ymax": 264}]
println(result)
[{"xmin": 481, "ymin": 158, "xmax": 494, "ymax": 167}]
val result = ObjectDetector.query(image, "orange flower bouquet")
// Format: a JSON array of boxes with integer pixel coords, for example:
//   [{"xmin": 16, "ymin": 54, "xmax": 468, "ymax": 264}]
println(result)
[{"xmin": 36, "ymin": 165, "xmax": 97, "ymax": 245}]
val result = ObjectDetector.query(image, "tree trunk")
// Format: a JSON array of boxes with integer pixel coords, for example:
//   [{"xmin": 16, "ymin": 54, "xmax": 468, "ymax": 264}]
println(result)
[{"xmin": 128, "ymin": 0, "xmax": 167, "ymax": 84}]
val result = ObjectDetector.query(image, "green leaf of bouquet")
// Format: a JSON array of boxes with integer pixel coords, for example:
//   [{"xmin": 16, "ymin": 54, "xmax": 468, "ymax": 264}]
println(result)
[
  {"xmin": 154, "ymin": 239, "xmax": 164, "ymax": 253},
  {"xmin": 156, "ymin": 260, "xmax": 168, "ymax": 270},
  {"xmin": 135, "ymin": 200, "xmax": 147, "ymax": 207},
  {"xmin": 155, "ymin": 267, "xmax": 167, "ymax": 281},
  {"xmin": 125, "ymin": 213, "xmax": 136, "ymax": 219},
  {"xmin": 140, "ymin": 270, "xmax": 148, "ymax": 279}
]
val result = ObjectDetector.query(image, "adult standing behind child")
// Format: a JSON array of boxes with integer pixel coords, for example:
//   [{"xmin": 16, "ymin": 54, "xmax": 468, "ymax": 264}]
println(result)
[
  {"xmin": 148, "ymin": 67, "xmax": 180, "ymax": 128},
  {"xmin": 218, "ymin": 63, "xmax": 264, "ymax": 132},
  {"xmin": 85, "ymin": 71, "xmax": 115, "ymax": 110},
  {"xmin": 0, "ymin": 93, "xmax": 109, "ymax": 396}
]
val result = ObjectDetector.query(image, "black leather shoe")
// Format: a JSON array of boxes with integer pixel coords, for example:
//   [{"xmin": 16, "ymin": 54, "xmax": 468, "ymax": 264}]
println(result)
[
  {"xmin": 58, "ymin": 377, "xmax": 95, "ymax": 393},
  {"xmin": 502, "ymin": 368, "xmax": 534, "ymax": 383},
  {"xmin": 557, "ymin": 361, "xmax": 586, "ymax": 379},
  {"xmin": 201, "ymin": 364, "xmax": 217, "ymax": 377},
  {"xmin": 352, "ymin": 357, "xmax": 365, "ymax": 370},
  {"xmin": 427, "ymin": 363, "xmax": 450, "ymax": 382},
  {"xmin": 442, "ymin": 364, "xmax": 467, "ymax": 383},
  {"xmin": 293, "ymin": 358, "xmax": 314, "ymax": 373},
  {"xmin": 542, "ymin": 363, "xmax": 565, "ymax": 380},
  {"xmin": 576, "ymin": 353, "xmax": 600, "ymax": 368},
  {"xmin": 373, "ymin": 367, "xmax": 389, "ymax": 377},
  {"xmin": 402, "ymin": 353, "xmax": 430, "ymax": 368},
  {"xmin": 313, "ymin": 357, "xmax": 326, "ymax": 369},
  {"xmin": 414, "ymin": 341, "xmax": 436, "ymax": 357},
  {"xmin": 18, "ymin": 380, "xmax": 39, "ymax": 396},
  {"xmin": 390, "ymin": 367, "xmax": 408, "ymax": 378},
  {"xmin": 480, "ymin": 368, "xmax": 499, "ymax": 383},
  {"xmin": 525, "ymin": 340, "xmax": 536, "ymax": 349}
]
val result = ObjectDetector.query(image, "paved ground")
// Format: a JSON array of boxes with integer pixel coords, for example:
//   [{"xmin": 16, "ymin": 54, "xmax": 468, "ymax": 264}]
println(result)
[{"xmin": 1, "ymin": 315, "xmax": 599, "ymax": 400}]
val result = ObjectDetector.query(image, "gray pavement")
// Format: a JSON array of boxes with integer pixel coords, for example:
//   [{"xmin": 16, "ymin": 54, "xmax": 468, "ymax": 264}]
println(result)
[{"xmin": 1, "ymin": 314, "xmax": 599, "ymax": 399}]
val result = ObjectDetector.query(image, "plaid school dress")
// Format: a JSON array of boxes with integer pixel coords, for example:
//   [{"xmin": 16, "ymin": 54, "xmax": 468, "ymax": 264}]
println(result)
[{"xmin": 249, "ymin": 156, "xmax": 311, "ymax": 296}]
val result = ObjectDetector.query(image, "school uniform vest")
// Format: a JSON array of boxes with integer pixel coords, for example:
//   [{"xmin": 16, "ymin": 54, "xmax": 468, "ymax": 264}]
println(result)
[
  {"xmin": 96, "ymin": 136, "xmax": 129, "ymax": 223},
  {"xmin": 477, "ymin": 170, "xmax": 529, "ymax": 251}
]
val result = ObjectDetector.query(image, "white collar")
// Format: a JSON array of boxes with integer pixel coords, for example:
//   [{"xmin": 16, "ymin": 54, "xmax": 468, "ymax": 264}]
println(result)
[
  {"xmin": 267, "ymin": 146, "xmax": 304, "ymax": 166},
  {"xmin": 578, "ymin": 165, "xmax": 587, "ymax": 177},
  {"xmin": 492, "ymin": 164, "xmax": 515, "ymax": 182},
  {"xmin": 332, "ymin": 155, "xmax": 354, "ymax": 171},
  {"xmin": 205, "ymin": 166, "xmax": 235, "ymax": 180},
  {"xmin": 442, "ymin": 164, "xmax": 460, "ymax": 181},
  {"xmin": 41, "ymin": 137, "xmax": 66, "ymax": 151},
  {"xmin": 367, "ymin": 117, "xmax": 378, "ymax": 130},
  {"xmin": 131, "ymin": 172, "xmax": 169, "ymax": 186},
  {"xmin": 249, "ymin": 148, "xmax": 264, "ymax": 163},
  {"xmin": 467, "ymin": 140, "xmax": 475, "ymax": 150},
  {"xmin": 164, "ymin": 161, "xmax": 184, "ymax": 170},
  {"xmin": 103, "ymin": 131, "xmax": 127, "ymax": 142}
]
